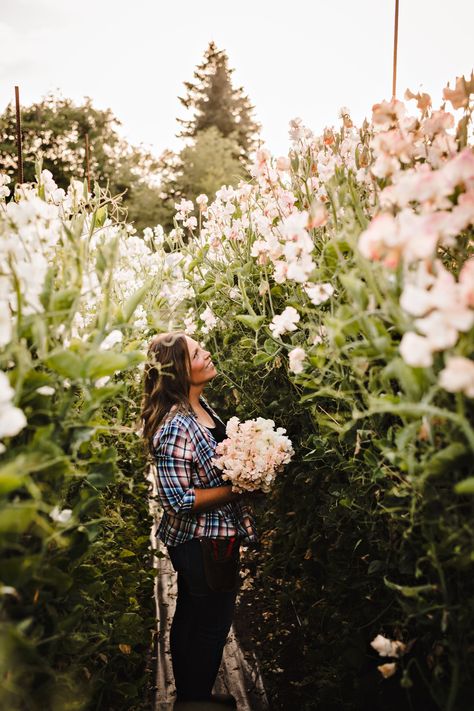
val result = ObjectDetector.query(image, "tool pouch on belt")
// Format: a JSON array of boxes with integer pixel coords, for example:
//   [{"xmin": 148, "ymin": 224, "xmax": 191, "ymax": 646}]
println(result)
[{"xmin": 199, "ymin": 536, "xmax": 240, "ymax": 593}]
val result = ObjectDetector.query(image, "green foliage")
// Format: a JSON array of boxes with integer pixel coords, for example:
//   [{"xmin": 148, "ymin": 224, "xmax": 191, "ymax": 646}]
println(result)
[
  {"xmin": 175, "ymin": 127, "xmax": 244, "ymax": 203},
  {"xmin": 0, "ymin": 92, "xmax": 165, "ymax": 232},
  {"xmin": 177, "ymin": 156, "xmax": 474, "ymax": 709},
  {"xmin": 0, "ymin": 190, "xmax": 155, "ymax": 709}
]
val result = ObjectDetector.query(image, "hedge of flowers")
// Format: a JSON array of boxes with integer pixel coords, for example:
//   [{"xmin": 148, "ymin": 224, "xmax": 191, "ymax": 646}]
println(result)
[
  {"xmin": 0, "ymin": 170, "xmax": 182, "ymax": 709},
  {"xmin": 1, "ymin": 72, "xmax": 473, "ymax": 710},
  {"xmin": 165, "ymin": 75, "xmax": 473, "ymax": 710}
]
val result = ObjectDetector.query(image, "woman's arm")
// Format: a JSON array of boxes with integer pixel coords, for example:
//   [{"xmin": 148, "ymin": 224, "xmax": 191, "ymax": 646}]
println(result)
[{"xmin": 192, "ymin": 485, "xmax": 241, "ymax": 513}]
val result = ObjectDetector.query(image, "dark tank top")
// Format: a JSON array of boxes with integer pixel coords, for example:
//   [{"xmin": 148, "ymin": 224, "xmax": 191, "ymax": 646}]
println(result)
[{"xmin": 201, "ymin": 400, "xmax": 227, "ymax": 443}]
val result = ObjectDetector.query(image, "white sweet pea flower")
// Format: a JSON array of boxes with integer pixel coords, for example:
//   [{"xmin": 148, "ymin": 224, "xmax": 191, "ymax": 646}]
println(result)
[
  {"xmin": 201, "ymin": 306, "xmax": 218, "ymax": 334},
  {"xmin": 288, "ymin": 347, "xmax": 306, "ymax": 374},
  {"xmin": 304, "ymin": 282, "xmax": 334, "ymax": 306},
  {"xmin": 414, "ymin": 311, "xmax": 462, "ymax": 351},
  {"xmin": 196, "ymin": 194, "xmax": 209, "ymax": 210},
  {"xmin": 399, "ymin": 284, "xmax": 433, "ymax": 317},
  {"xmin": 399, "ymin": 332, "xmax": 433, "ymax": 368},
  {"xmin": 371, "ymin": 634, "xmax": 406, "ymax": 658},
  {"xmin": 100, "ymin": 330, "xmax": 123, "ymax": 350},
  {"xmin": 439, "ymin": 357, "xmax": 474, "ymax": 397},
  {"xmin": 0, "ymin": 305, "xmax": 13, "ymax": 348},
  {"xmin": 0, "ymin": 371, "xmax": 27, "ymax": 440},
  {"xmin": 269, "ymin": 307, "xmax": 300, "ymax": 339},
  {"xmin": 50, "ymin": 506, "xmax": 73, "ymax": 524},
  {"xmin": 36, "ymin": 386, "xmax": 55, "ymax": 396}
]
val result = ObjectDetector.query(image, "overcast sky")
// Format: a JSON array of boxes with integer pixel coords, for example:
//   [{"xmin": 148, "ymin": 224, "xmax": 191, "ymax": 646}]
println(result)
[{"xmin": 1, "ymin": 0, "xmax": 473, "ymax": 159}]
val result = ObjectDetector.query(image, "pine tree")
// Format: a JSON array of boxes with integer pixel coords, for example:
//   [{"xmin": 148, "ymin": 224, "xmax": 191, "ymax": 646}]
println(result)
[{"xmin": 177, "ymin": 41, "xmax": 260, "ymax": 166}]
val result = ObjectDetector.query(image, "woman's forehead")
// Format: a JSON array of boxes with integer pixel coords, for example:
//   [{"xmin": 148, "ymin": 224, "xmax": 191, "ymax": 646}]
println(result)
[
  {"xmin": 185, "ymin": 336, "xmax": 204, "ymax": 351},
  {"xmin": 185, "ymin": 335, "xmax": 198, "ymax": 349}
]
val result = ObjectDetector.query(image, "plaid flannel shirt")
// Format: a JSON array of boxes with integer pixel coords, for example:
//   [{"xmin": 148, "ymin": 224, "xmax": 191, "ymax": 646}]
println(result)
[{"xmin": 153, "ymin": 401, "xmax": 257, "ymax": 547}]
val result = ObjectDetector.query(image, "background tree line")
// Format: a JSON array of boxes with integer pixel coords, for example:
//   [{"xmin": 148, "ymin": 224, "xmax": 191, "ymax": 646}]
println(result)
[{"xmin": 0, "ymin": 42, "xmax": 260, "ymax": 232}]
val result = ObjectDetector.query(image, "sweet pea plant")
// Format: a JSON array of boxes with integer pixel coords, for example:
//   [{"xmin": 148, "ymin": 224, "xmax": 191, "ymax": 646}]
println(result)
[
  {"xmin": 2, "ymin": 71, "xmax": 474, "ymax": 711},
  {"xmin": 164, "ymin": 75, "xmax": 474, "ymax": 710},
  {"xmin": 0, "ymin": 168, "xmax": 189, "ymax": 709}
]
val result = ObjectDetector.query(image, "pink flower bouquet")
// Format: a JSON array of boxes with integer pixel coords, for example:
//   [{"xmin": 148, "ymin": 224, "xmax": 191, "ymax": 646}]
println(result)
[{"xmin": 213, "ymin": 417, "xmax": 294, "ymax": 493}]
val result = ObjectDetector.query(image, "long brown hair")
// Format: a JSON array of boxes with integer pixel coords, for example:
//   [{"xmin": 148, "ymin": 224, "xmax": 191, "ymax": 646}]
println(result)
[{"xmin": 141, "ymin": 332, "xmax": 191, "ymax": 451}]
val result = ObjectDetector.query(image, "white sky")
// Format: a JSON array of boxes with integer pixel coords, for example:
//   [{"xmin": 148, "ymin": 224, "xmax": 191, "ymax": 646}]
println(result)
[{"xmin": 1, "ymin": 0, "xmax": 473, "ymax": 159}]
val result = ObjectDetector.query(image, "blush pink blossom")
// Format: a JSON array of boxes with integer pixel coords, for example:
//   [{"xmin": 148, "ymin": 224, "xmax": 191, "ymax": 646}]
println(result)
[
  {"xmin": 214, "ymin": 417, "xmax": 294, "ymax": 493},
  {"xmin": 439, "ymin": 357, "xmax": 474, "ymax": 397}
]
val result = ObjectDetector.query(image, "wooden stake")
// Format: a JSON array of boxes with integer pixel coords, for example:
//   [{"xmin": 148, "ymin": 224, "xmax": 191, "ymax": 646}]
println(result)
[
  {"xmin": 392, "ymin": 0, "xmax": 400, "ymax": 99},
  {"xmin": 14, "ymin": 86, "xmax": 24, "ymax": 184},
  {"xmin": 85, "ymin": 133, "xmax": 91, "ymax": 192}
]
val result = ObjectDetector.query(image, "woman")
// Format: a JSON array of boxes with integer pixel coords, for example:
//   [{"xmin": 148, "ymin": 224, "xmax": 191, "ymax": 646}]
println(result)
[{"xmin": 142, "ymin": 332, "xmax": 258, "ymax": 708}]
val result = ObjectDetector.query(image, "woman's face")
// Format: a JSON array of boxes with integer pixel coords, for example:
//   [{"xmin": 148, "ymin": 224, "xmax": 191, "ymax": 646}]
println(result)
[{"xmin": 185, "ymin": 336, "xmax": 217, "ymax": 386}]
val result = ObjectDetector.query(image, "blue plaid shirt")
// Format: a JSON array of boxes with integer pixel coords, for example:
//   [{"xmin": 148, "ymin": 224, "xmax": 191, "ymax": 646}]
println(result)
[{"xmin": 153, "ymin": 402, "xmax": 257, "ymax": 547}]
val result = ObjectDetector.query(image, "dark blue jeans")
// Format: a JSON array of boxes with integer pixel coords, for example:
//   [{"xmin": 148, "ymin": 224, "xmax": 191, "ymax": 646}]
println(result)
[{"xmin": 167, "ymin": 538, "xmax": 238, "ymax": 702}]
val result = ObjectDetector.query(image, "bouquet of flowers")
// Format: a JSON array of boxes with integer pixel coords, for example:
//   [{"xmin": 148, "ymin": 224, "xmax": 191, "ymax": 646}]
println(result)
[{"xmin": 213, "ymin": 417, "xmax": 294, "ymax": 493}]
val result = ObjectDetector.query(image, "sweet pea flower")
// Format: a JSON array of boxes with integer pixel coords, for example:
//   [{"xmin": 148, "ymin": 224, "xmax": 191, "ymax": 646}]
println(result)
[
  {"xmin": 196, "ymin": 194, "xmax": 209, "ymax": 210},
  {"xmin": 276, "ymin": 156, "xmax": 291, "ymax": 172},
  {"xmin": 304, "ymin": 282, "xmax": 334, "ymax": 306},
  {"xmin": 100, "ymin": 329, "xmax": 123, "ymax": 350},
  {"xmin": 443, "ymin": 75, "xmax": 471, "ymax": 110},
  {"xmin": 0, "ymin": 305, "xmax": 12, "ymax": 348},
  {"xmin": 404, "ymin": 88, "xmax": 432, "ymax": 112},
  {"xmin": 399, "ymin": 332, "xmax": 433, "ymax": 368},
  {"xmin": 371, "ymin": 634, "xmax": 406, "ymax": 658},
  {"xmin": 439, "ymin": 357, "xmax": 474, "ymax": 397},
  {"xmin": 459, "ymin": 258, "xmax": 474, "ymax": 307},
  {"xmin": 377, "ymin": 663, "xmax": 397, "ymax": 679},
  {"xmin": 174, "ymin": 198, "xmax": 194, "ymax": 214},
  {"xmin": 0, "ymin": 371, "xmax": 27, "ymax": 440},
  {"xmin": 288, "ymin": 347, "xmax": 306, "ymax": 374},
  {"xmin": 36, "ymin": 386, "xmax": 55, "ymax": 396},
  {"xmin": 421, "ymin": 110, "xmax": 454, "ymax": 137},
  {"xmin": 269, "ymin": 307, "xmax": 300, "ymax": 339},
  {"xmin": 371, "ymin": 99, "xmax": 406, "ymax": 129},
  {"xmin": 50, "ymin": 506, "xmax": 73, "ymax": 524},
  {"xmin": 200, "ymin": 306, "xmax": 218, "ymax": 334},
  {"xmin": 399, "ymin": 284, "xmax": 434, "ymax": 317}
]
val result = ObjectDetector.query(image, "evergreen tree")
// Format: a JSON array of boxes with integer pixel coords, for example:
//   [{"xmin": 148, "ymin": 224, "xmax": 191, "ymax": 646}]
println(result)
[
  {"xmin": 177, "ymin": 41, "xmax": 260, "ymax": 166},
  {"xmin": 157, "ymin": 128, "xmax": 244, "ymax": 231}
]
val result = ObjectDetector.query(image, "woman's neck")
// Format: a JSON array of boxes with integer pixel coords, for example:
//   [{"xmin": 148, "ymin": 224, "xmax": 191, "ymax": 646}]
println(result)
[{"xmin": 188, "ymin": 385, "xmax": 205, "ymax": 410}]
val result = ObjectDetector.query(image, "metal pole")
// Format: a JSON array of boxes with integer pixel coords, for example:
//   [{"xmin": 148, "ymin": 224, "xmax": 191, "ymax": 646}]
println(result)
[
  {"xmin": 392, "ymin": 0, "xmax": 399, "ymax": 99},
  {"xmin": 14, "ymin": 86, "xmax": 24, "ymax": 184},
  {"xmin": 85, "ymin": 133, "xmax": 91, "ymax": 192}
]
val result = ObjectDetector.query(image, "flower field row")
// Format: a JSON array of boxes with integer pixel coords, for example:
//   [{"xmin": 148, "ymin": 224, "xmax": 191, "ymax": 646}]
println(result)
[{"xmin": 1, "ymin": 73, "xmax": 473, "ymax": 709}]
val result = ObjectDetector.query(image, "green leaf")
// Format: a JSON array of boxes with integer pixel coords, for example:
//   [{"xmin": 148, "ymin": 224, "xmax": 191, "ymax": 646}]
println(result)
[
  {"xmin": 95, "ymin": 205, "xmax": 107, "ymax": 228},
  {"xmin": 384, "ymin": 577, "xmax": 437, "ymax": 599},
  {"xmin": 0, "ymin": 503, "xmax": 37, "ymax": 534},
  {"xmin": 252, "ymin": 352, "xmax": 273, "ymax": 366},
  {"xmin": 113, "ymin": 613, "xmax": 144, "ymax": 644},
  {"xmin": 46, "ymin": 350, "xmax": 83, "ymax": 379},
  {"xmin": 84, "ymin": 352, "xmax": 129, "ymax": 380},
  {"xmin": 51, "ymin": 288, "xmax": 79, "ymax": 313},
  {"xmin": 122, "ymin": 283, "xmax": 150, "ymax": 323},
  {"xmin": 0, "ymin": 460, "xmax": 28, "ymax": 496},
  {"xmin": 235, "ymin": 314, "xmax": 265, "ymax": 331},
  {"xmin": 382, "ymin": 358, "xmax": 426, "ymax": 400},
  {"xmin": 423, "ymin": 443, "xmax": 468, "ymax": 479},
  {"xmin": 455, "ymin": 477, "xmax": 474, "ymax": 495},
  {"xmin": 338, "ymin": 272, "xmax": 368, "ymax": 309},
  {"xmin": 263, "ymin": 338, "xmax": 279, "ymax": 355}
]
